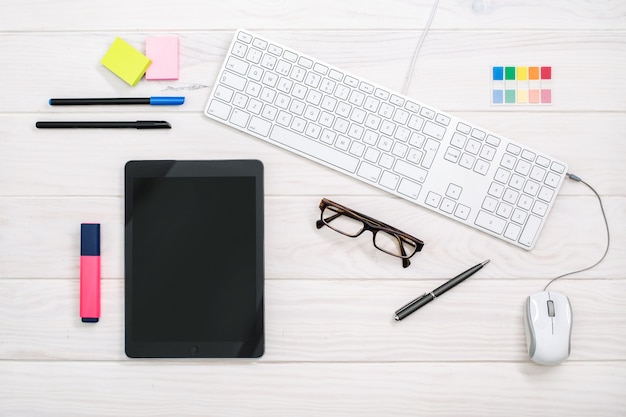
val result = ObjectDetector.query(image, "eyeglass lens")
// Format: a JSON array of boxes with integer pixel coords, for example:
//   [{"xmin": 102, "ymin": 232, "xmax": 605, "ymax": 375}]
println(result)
[{"xmin": 321, "ymin": 204, "xmax": 416, "ymax": 258}]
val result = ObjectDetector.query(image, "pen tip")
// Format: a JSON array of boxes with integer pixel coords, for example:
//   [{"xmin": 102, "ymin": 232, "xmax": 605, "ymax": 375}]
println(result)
[
  {"xmin": 482, "ymin": 259, "xmax": 491, "ymax": 266},
  {"xmin": 394, "ymin": 315, "xmax": 400, "ymax": 321}
]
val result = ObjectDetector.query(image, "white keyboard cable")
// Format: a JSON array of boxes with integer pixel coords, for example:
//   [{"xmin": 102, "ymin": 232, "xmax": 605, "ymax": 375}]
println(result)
[{"xmin": 402, "ymin": 0, "xmax": 441, "ymax": 95}]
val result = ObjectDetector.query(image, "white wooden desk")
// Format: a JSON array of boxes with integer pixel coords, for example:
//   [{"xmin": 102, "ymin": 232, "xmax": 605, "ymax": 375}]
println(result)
[{"xmin": 1, "ymin": 1, "xmax": 625, "ymax": 415}]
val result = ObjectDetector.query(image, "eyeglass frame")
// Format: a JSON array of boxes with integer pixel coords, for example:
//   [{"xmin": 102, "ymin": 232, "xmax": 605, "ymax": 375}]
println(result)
[{"xmin": 316, "ymin": 198, "xmax": 424, "ymax": 268}]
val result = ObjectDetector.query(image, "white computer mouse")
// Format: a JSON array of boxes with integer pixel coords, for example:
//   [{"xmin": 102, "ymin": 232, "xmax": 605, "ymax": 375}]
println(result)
[{"xmin": 523, "ymin": 290, "xmax": 573, "ymax": 365}]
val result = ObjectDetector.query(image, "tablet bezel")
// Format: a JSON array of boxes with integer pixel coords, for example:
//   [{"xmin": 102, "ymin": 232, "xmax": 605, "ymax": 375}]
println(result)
[{"xmin": 124, "ymin": 160, "xmax": 264, "ymax": 358}]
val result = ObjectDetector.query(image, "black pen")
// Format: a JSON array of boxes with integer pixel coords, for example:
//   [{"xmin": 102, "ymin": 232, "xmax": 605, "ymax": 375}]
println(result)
[
  {"xmin": 394, "ymin": 259, "xmax": 490, "ymax": 321},
  {"xmin": 35, "ymin": 120, "xmax": 171, "ymax": 129},
  {"xmin": 49, "ymin": 97, "xmax": 184, "ymax": 106}
]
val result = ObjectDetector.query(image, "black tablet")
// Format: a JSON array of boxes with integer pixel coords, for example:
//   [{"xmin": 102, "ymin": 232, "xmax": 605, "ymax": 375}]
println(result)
[{"xmin": 124, "ymin": 160, "xmax": 264, "ymax": 358}]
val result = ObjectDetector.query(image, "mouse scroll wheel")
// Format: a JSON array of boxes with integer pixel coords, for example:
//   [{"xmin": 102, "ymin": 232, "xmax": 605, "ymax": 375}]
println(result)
[{"xmin": 547, "ymin": 300, "xmax": 556, "ymax": 317}]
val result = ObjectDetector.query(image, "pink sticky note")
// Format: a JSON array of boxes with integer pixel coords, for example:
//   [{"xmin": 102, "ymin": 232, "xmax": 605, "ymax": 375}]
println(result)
[{"xmin": 146, "ymin": 36, "xmax": 179, "ymax": 80}]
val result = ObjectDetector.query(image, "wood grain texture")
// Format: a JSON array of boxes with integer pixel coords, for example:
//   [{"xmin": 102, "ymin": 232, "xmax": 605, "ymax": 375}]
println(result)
[
  {"xmin": 1, "ymin": 0, "xmax": 625, "ymax": 415},
  {"xmin": 1, "ymin": 361, "xmax": 625, "ymax": 417},
  {"xmin": 1, "ymin": 31, "xmax": 625, "ymax": 112}
]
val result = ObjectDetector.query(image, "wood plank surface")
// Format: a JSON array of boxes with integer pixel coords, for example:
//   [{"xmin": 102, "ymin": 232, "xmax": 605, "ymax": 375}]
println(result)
[{"xmin": 1, "ymin": 0, "xmax": 624, "ymax": 415}]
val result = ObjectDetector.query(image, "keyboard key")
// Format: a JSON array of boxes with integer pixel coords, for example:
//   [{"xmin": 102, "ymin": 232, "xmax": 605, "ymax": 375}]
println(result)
[
  {"xmin": 249, "ymin": 116, "xmax": 271, "ymax": 136},
  {"xmin": 444, "ymin": 147, "xmax": 461, "ymax": 163},
  {"xmin": 480, "ymin": 145, "xmax": 497, "ymax": 161},
  {"xmin": 358, "ymin": 161, "xmax": 382, "ymax": 182},
  {"xmin": 421, "ymin": 139, "xmax": 440, "ymax": 169},
  {"xmin": 446, "ymin": 183, "xmax": 463, "ymax": 199},
  {"xmin": 423, "ymin": 121, "xmax": 446, "ymax": 140},
  {"xmin": 283, "ymin": 50, "xmax": 298, "ymax": 62},
  {"xmin": 456, "ymin": 122, "xmax": 471, "ymax": 135},
  {"xmin": 521, "ymin": 149, "xmax": 536, "ymax": 161},
  {"xmin": 551, "ymin": 161, "xmax": 566, "ymax": 174},
  {"xmin": 482, "ymin": 196, "xmax": 498, "ymax": 212},
  {"xmin": 374, "ymin": 88, "xmax": 390, "ymax": 100},
  {"xmin": 538, "ymin": 186, "xmax": 555, "ymax": 202},
  {"xmin": 454, "ymin": 204, "xmax": 470, "ymax": 220},
  {"xmin": 299, "ymin": 57, "xmax": 313, "ymax": 68},
  {"xmin": 435, "ymin": 113, "xmax": 451, "ymax": 126},
  {"xmin": 397, "ymin": 179, "xmax": 422, "ymax": 199},
  {"xmin": 328, "ymin": 69, "xmax": 343, "ymax": 81},
  {"xmin": 506, "ymin": 143, "xmax": 521, "ymax": 155},
  {"xmin": 518, "ymin": 215, "xmax": 542, "ymax": 247},
  {"xmin": 379, "ymin": 171, "xmax": 400, "ymax": 190},
  {"xmin": 544, "ymin": 171, "xmax": 561, "ymax": 187},
  {"xmin": 213, "ymin": 85, "xmax": 234, "ymax": 102},
  {"xmin": 451, "ymin": 132, "xmax": 467, "ymax": 148},
  {"xmin": 475, "ymin": 211, "xmax": 506, "ymax": 235},
  {"xmin": 440, "ymin": 198, "xmax": 455, "ymax": 214},
  {"xmin": 207, "ymin": 99, "xmax": 232, "ymax": 120},
  {"xmin": 230, "ymin": 109, "xmax": 250, "ymax": 128},
  {"xmin": 425, "ymin": 192, "xmax": 442, "ymax": 207},
  {"xmin": 536, "ymin": 155, "xmax": 550, "ymax": 168},
  {"xmin": 314, "ymin": 63, "xmax": 328, "ymax": 75},
  {"xmin": 268, "ymin": 44, "xmax": 283, "ymax": 56},
  {"xmin": 270, "ymin": 125, "xmax": 359, "ymax": 172},
  {"xmin": 504, "ymin": 223, "xmax": 521, "ymax": 241},
  {"xmin": 237, "ymin": 31, "xmax": 252, "ymax": 43},
  {"xmin": 220, "ymin": 71, "xmax": 247, "ymax": 90},
  {"xmin": 420, "ymin": 107, "xmax": 435, "ymax": 119},
  {"xmin": 471, "ymin": 129, "xmax": 486, "ymax": 140},
  {"xmin": 226, "ymin": 56, "xmax": 250, "ymax": 75},
  {"xmin": 394, "ymin": 160, "xmax": 428, "ymax": 183},
  {"xmin": 486, "ymin": 135, "xmax": 501, "ymax": 147},
  {"xmin": 253, "ymin": 38, "xmax": 267, "ymax": 49},
  {"xmin": 532, "ymin": 200, "xmax": 548, "ymax": 217}
]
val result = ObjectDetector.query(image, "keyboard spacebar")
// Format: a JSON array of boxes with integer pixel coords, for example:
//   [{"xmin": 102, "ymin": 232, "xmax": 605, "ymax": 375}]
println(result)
[{"xmin": 269, "ymin": 125, "xmax": 359, "ymax": 173}]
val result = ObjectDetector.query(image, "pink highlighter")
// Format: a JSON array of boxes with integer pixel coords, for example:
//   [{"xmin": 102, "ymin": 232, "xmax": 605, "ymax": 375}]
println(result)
[{"xmin": 80, "ymin": 223, "xmax": 100, "ymax": 323}]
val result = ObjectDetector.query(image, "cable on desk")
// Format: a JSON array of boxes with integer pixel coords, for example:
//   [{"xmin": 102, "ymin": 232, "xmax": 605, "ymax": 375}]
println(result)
[
  {"xmin": 543, "ymin": 173, "xmax": 611, "ymax": 291},
  {"xmin": 402, "ymin": 0, "xmax": 440, "ymax": 95}
]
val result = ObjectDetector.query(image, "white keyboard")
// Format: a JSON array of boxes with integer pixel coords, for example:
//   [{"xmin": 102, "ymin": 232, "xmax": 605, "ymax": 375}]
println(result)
[{"xmin": 204, "ymin": 29, "xmax": 568, "ymax": 250}]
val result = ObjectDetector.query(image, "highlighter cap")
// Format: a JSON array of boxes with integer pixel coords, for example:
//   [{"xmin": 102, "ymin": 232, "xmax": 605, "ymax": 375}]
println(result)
[{"xmin": 81, "ymin": 223, "xmax": 100, "ymax": 256}]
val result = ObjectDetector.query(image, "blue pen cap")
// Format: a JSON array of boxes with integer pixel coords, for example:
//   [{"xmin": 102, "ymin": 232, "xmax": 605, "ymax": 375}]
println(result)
[
  {"xmin": 81, "ymin": 223, "xmax": 100, "ymax": 256},
  {"xmin": 149, "ymin": 96, "xmax": 185, "ymax": 105}
]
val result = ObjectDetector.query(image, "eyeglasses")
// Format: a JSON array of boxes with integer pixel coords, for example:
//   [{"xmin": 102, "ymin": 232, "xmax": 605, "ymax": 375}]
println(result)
[{"xmin": 316, "ymin": 198, "xmax": 424, "ymax": 268}]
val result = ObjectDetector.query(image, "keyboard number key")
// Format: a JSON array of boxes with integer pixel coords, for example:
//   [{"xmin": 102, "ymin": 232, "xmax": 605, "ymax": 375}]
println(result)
[
  {"xmin": 518, "ymin": 215, "xmax": 542, "ymax": 247},
  {"xmin": 504, "ymin": 223, "xmax": 522, "ymax": 241},
  {"xmin": 538, "ymin": 186, "xmax": 555, "ymax": 202},
  {"xmin": 475, "ymin": 211, "xmax": 506, "ymax": 235}
]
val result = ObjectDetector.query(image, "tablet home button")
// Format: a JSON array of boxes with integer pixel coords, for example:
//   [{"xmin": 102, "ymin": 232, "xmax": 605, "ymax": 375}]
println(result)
[{"xmin": 189, "ymin": 345, "xmax": 199, "ymax": 356}]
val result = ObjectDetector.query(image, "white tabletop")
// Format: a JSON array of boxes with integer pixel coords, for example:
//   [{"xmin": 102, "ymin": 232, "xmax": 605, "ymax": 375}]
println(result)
[{"xmin": 1, "ymin": 1, "xmax": 625, "ymax": 415}]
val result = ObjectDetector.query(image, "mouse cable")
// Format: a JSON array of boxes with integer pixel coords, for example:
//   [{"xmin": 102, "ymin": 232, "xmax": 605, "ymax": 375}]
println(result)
[
  {"xmin": 402, "ymin": 0, "xmax": 440, "ymax": 96},
  {"xmin": 543, "ymin": 173, "xmax": 611, "ymax": 291}
]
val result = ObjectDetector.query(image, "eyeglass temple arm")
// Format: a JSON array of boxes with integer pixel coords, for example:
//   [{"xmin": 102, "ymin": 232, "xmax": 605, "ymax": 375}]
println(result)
[
  {"xmin": 396, "ymin": 234, "xmax": 411, "ymax": 268},
  {"xmin": 316, "ymin": 212, "xmax": 342, "ymax": 229}
]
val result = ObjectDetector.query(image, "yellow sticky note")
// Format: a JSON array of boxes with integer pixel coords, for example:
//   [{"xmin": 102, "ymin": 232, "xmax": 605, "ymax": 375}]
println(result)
[{"xmin": 100, "ymin": 37, "xmax": 152, "ymax": 86}]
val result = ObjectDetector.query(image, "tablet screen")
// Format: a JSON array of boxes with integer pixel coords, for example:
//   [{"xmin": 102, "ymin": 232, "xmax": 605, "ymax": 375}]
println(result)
[{"xmin": 124, "ymin": 160, "xmax": 264, "ymax": 358}]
